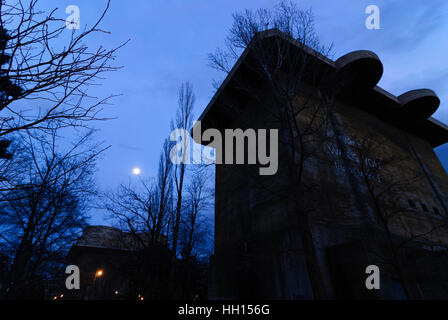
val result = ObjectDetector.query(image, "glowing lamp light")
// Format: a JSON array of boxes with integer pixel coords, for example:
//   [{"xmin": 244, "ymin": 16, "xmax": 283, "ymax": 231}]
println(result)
[{"xmin": 96, "ymin": 269, "xmax": 104, "ymax": 277}]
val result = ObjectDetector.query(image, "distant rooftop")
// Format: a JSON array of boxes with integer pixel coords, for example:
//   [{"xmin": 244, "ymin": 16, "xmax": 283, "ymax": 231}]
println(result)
[{"xmin": 70, "ymin": 225, "xmax": 166, "ymax": 252}]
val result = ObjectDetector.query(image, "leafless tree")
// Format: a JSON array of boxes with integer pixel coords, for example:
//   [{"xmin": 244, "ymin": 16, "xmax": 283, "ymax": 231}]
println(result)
[
  {"xmin": 171, "ymin": 166, "xmax": 212, "ymax": 299},
  {"xmin": 209, "ymin": 1, "xmax": 335, "ymax": 298},
  {"xmin": 101, "ymin": 139, "xmax": 177, "ymax": 299},
  {"xmin": 179, "ymin": 167, "xmax": 213, "ymax": 261},
  {"xmin": 103, "ymin": 139, "xmax": 174, "ymax": 247},
  {"xmin": 0, "ymin": 0, "xmax": 125, "ymax": 136},
  {"xmin": 170, "ymin": 82, "xmax": 195, "ymax": 259},
  {"xmin": 0, "ymin": 128, "xmax": 106, "ymax": 299}
]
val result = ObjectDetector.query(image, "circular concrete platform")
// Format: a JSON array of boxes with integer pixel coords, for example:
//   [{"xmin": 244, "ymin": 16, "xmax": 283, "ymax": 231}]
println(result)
[
  {"xmin": 335, "ymin": 50, "xmax": 383, "ymax": 90},
  {"xmin": 398, "ymin": 89, "xmax": 440, "ymax": 120}
]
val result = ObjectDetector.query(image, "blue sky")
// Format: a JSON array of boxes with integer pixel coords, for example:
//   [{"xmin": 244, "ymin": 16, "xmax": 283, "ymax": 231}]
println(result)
[{"xmin": 35, "ymin": 0, "xmax": 448, "ymax": 224}]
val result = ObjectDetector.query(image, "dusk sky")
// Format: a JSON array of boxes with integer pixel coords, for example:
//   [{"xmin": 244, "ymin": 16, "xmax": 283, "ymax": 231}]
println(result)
[{"xmin": 37, "ymin": 0, "xmax": 448, "ymax": 225}]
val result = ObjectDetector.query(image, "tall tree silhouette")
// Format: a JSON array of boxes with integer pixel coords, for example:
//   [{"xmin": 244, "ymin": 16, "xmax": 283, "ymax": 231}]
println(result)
[
  {"xmin": 0, "ymin": 27, "xmax": 21, "ymax": 159},
  {"xmin": 0, "ymin": 0, "xmax": 125, "ymax": 137}
]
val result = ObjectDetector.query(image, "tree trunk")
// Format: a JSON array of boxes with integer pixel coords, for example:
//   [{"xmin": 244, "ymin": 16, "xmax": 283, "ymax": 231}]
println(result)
[{"xmin": 169, "ymin": 163, "xmax": 186, "ymax": 297}]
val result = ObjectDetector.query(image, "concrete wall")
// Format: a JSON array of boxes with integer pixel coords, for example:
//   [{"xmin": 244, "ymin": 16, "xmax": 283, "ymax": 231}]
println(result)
[{"xmin": 212, "ymin": 85, "xmax": 448, "ymax": 299}]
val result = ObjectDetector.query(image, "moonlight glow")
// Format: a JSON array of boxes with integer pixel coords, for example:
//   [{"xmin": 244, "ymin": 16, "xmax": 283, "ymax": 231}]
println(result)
[{"xmin": 132, "ymin": 167, "xmax": 142, "ymax": 175}]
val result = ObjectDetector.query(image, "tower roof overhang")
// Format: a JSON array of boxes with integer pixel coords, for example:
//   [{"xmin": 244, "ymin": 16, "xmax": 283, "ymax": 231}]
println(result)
[{"xmin": 194, "ymin": 29, "xmax": 448, "ymax": 148}]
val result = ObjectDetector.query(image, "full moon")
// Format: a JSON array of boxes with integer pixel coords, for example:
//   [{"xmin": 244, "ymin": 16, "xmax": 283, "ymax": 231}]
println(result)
[{"xmin": 132, "ymin": 167, "xmax": 142, "ymax": 175}]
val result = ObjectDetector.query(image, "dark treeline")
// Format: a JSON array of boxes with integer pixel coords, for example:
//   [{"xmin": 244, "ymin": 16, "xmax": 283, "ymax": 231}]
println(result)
[
  {"xmin": 0, "ymin": 0, "xmax": 213, "ymax": 300},
  {"xmin": 0, "ymin": 0, "xmax": 120, "ymax": 299},
  {"xmin": 101, "ymin": 82, "xmax": 213, "ymax": 300}
]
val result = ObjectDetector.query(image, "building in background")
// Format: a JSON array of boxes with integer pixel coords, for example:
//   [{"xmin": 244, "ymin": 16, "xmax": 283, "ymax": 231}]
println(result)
[{"xmin": 66, "ymin": 226, "xmax": 169, "ymax": 300}]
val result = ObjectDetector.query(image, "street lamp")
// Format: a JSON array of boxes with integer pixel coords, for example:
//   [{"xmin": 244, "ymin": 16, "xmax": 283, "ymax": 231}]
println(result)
[
  {"xmin": 93, "ymin": 269, "xmax": 104, "ymax": 300},
  {"xmin": 95, "ymin": 269, "xmax": 104, "ymax": 278}
]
